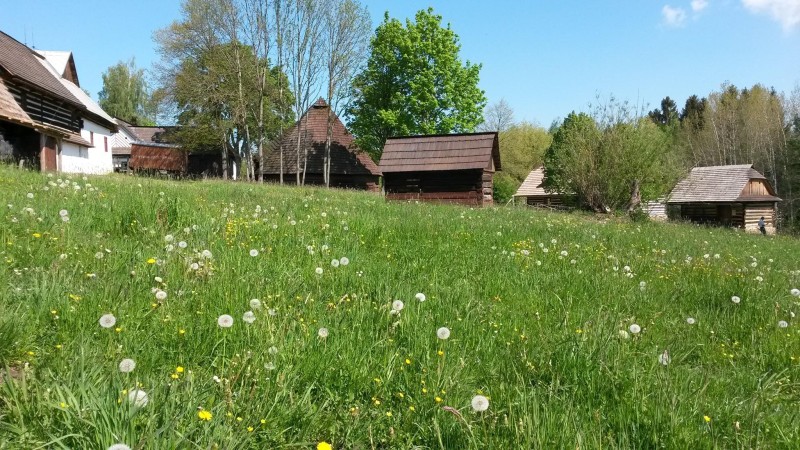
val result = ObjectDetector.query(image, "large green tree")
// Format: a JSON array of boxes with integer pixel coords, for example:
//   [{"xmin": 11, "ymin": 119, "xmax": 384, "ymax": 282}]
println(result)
[
  {"xmin": 347, "ymin": 8, "xmax": 486, "ymax": 159},
  {"xmin": 98, "ymin": 59, "xmax": 155, "ymax": 125},
  {"xmin": 544, "ymin": 108, "xmax": 680, "ymax": 212}
]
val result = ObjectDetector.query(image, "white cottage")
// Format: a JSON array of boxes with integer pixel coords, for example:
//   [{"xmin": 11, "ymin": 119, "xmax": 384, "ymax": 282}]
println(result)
[{"xmin": 36, "ymin": 50, "xmax": 116, "ymax": 174}]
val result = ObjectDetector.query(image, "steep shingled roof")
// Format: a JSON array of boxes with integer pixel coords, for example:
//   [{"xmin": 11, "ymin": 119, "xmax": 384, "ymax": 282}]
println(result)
[
  {"xmin": 667, "ymin": 164, "xmax": 781, "ymax": 203},
  {"xmin": 261, "ymin": 98, "xmax": 380, "ymax": 176},
  {"xmin": 0, "ymin": 31, "xmax": 82, "ymax": 106},
  {"xmin": 379, "ymin": 132, "xmax": 500, "ymax": 173},
  {"xmin": 514, "ymin": 167, "xmax": 547, "ymax": 197}
]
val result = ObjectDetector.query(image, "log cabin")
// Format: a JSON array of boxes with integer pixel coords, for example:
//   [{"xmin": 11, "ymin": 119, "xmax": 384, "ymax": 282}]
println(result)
[
  {"xmin": 666, "ymin": 164, "xmax": 781, "ymax": 233},
  {"xmin": 379, "ymin": 132, "xmax": 500, "ymax": 206},
  {"xmin": 513, "ymin": 166, "xmax": 573, "ymax": 207}
]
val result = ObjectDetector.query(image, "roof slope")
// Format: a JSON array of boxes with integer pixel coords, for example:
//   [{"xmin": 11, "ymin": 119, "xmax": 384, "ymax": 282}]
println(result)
[
  {"xmin": 379, "ymin": 132, "xmax": 500, "ymax": 173},
  {"xmin": 261, "ymin": 98, "xmax": 380, "ymax": 176},
  {"xmin": 514, "ymin": 167, "xmax": 558, "ymax": 197},
  {"xmin": 36, "ymin": 55, "xmax": 116, "ymax": 130},
  {"xmin": 667, "ymin": 164, "xmax": 781, "ymax": 203},
  {"xmin": 36, "ymin": 50, "xmax": 78, "ymax": 85},
  {"xmin": 0, "ymin": 31, "xmax": 82, "ymax": 106},
  {"xmin": 0, "ymin": 77, "xmax": 35, "ymax": 127}
]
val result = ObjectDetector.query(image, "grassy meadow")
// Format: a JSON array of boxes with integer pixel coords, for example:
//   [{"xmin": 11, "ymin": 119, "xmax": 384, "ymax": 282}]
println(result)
[{"xmin": 1, "ymin": 165, "xmax": 800, "ymax": 449}]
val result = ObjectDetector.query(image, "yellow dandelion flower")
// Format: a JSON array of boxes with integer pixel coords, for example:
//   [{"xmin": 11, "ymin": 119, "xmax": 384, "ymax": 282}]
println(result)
[
  {"xmin": 179, "ymin": 329, "xmax": 186, "ymax": 335},
  {"xmin": 176, "ymin": 366, "xmax": 184, "ymax": 373},
  {"xmin": 32, "ymin": 233, "xmax": 41, "ymax": 238},
  {"xmin": 385, "ymin": 411, "xmax": 392, "ymax": 417},
  {"xmin": 317, "ymin": 442, "xmax": 332, "ymax": 450},
  {"xmin": 405, "ymin": 358, "xmax": 411, "ymax": 365},
  {"xmin": 408, "ymin": 405, "xmax": 415, "ymax": 412},
  {"xmin": 146, "ymin": 258, "xmax": 156, "ymax": 264},
  {"xmin": 247, "ymin": 426, "xmax": 254, "ymax": 432},
  {"xmin": 704, "ymin": 415, "xmax": 711, "ymax": 423},
  {"xmin": 260, "ymin": 419, "xmax": 266, "ymax": 424},
  {"xmin": 198, "ymin": 410, "xmax": 212, "ymax": 421},
  {"xmin": 435, "ymin": 396, "xmax": 443, "ymax": 403},
  {"xmin": 437, "ymin": 350, "xmax": 444, "ymax": 356},
  {"xmin": 170, "ymin": 373, "xmax": 179, "ymax": 380}
]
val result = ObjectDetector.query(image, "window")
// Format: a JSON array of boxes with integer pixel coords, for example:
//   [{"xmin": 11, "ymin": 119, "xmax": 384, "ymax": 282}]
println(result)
[
  {"xmin": 78, "ymin": 147, "xmax": 87, "ymax": 158},
  {"xmin": 104, "ymin": 136, "xmax": 108, "ymax": 152},
  {"xmin": 89, "ymin": 131, "xmax": 94, "ymax": 146}
]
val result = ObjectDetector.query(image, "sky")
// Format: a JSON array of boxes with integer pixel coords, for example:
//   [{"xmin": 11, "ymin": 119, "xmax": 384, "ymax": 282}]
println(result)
[{"xmin": 1, "ymin": 0, "xmax": 798, "ymax": 127}]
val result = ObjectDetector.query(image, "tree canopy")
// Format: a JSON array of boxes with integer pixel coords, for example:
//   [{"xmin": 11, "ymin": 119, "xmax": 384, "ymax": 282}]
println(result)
[
  {"xmin": 98, "ymin": 59, "xmax": 156, "ymax": 126},
  {"xmin": 347, "ymin": 8, "xmax": 486, "ymax": 159}
]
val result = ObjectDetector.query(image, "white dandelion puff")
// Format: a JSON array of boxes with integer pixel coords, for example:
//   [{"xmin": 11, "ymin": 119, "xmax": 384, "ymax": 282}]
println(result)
[
  {"xmin": 392, "ymin": 300, "xmax": 404, "ymax": 312},
  {"xmin": 59, "ymin": 209, "xmax": 69, "ymax": 217},
  {"xmin": 249, "ymin": 249, "xmax": 259, "ymax": 257},
  {"xmin": 629, "ymin": 324, "xmax": 641, "ymax": 334},
  {"xmin": 318, "ymin": 327, "xmax": 329, "ymax": 338},
  {"xmin": 686, "ymin": 317, "xmax": 696, "ymax": 325},
  {"xmin": 95, "ymin": 252, "xmax": 104, "ymax": 259},
  {"xmin": 791, "ymin": 288, "xmax": 800, "ymax": 297},
  {"xmin": 99, "ymin": 314, "xmax": 116, "ymax": 328},
  {"xmin": 658, "ymin": 350, "xmax": 671, "ymax": 366},
  {"xmin": 618, "ymin": 330, "xmax": 630, "ymax": 339},
  {"xmin": 264, "ymin": 362, "xmax": 276, "ymax": 371},
  {"xmin": 217, "ymin": 314, "xmax": 234, "ymax": 328},
  {"xmin": 315, "ymin": 267, "xmax": 323, "ymax": 275},
  {"xmin": 267, "ymin": 308, "xmax": 277, "ymax": 316},
  {"xmin": 471, "ymin": 395, "xmax": 489, "ymax": 412},
  {"xmin": 127, "ymin": 389, "xmax": 149, "ymax": 408},
  {"xmin": 164, "ymin": 234, "xmax": 174, "ymax": 243},
  {"xmin": 339, "ymin": 257, "xmax": 349, "ymax": 266},
  {"xmin": 331, "ymin": 259, "xmax": 340, "ymax": 268},
  {"xmin": 154, "ymin": 276, "xmax": 163, "ymax": 283},
  {"xmin": 778, "ymin": 320, "xmax": 789, "ymax": 328},
  {"xmin": 731, "ymin": 296, "xmax": 741, "ymax": 304},
  {"xmin": 155, "ymin": 290, "xmax": 167, "ymax": 301},
  {"xmin": 249, "ymin": 299, "xmax": 262, "ymax": 310},
  {"xmin": 242, "ymin": 311, "xmax": 256, "ymax": 324},
  {"xmin": 107, "ymin": 444, "xmax": 132, "ymax": 450},
  {"xmin": 267, "ymin": 346, "xmax": 278, "ymax": 355},
  {"xmin": 118, "ymin": 358, "xmax": 136, "ymax": 373},
  {"xmin": 415, "ymin": 293, "xmax": 426, "ymax": 302},
  {"xmin": 178, "ymin": 241, "xmax": 187, "ymax": 249},
  {"xmin": 437, "ymin": 327, "xmax": 451, "ymax": 340}
]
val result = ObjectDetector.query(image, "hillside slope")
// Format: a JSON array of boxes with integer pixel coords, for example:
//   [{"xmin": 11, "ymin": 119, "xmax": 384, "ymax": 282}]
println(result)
[{"xmin": 1, "ymin": 166, "xmax": 799, "ymax": 449}]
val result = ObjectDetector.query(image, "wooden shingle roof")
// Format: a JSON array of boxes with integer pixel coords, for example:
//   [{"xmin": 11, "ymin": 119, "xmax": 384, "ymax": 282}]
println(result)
[
  {"xmin": 0, "ymin": 31, "xmax": 82, "ymax": 107},
  {"xmin": 261, "ymin": 98, "xmax": 380, "ymax": 176},
  {"xmin": 667, "ymin": 164, "xmax": 781, "ymax": 203},
  {"xmin": 514, "ymin": 167, "xmax": 547, "ymax": 197},
  {"xmin": 379, "ymin": 132, "xmax": 500, "ymax": 173}
]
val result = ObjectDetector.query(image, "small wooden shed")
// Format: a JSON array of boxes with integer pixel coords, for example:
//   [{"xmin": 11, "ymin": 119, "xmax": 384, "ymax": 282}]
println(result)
[
  {"xmin": 667, "ymin": 164, "xmax": 781, "ymax": 233},
  {"xmin": 513, "ymin": 166, "xmax": 572, "ymax": 207},
  {"xmin": 379, "ymin": 132, "xmax": 500, "ymax": 206},
  {"xmin": 261, "ymin": 99, "xmax": 381, "ymax": 191}
]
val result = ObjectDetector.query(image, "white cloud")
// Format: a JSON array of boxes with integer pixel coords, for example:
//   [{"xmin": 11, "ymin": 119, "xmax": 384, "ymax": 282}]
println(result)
[
  {"xmin": 691, "ymin": 0, "xmax": 709, "ymax": 12},
  {"xmin": 662, "ymin": 5, "xmax": 688, "ymax": 27},
  {"xmin": 742, "ymin": 0, "xmax": 800, "ymax": 30}
]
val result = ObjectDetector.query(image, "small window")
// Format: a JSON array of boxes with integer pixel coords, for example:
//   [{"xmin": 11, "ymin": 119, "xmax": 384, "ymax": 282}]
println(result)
[
  {"xmin": 90, "ymin": 131, "xmax": 94, "ymax": 146},
  {"xmin": 104, "ymin": 136, "xmax": 108, "ymax": 152}
]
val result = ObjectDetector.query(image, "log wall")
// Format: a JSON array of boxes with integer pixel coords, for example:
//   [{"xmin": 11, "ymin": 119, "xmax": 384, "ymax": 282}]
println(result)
[{"xmin": 384, "ymin": 169, "xmax": 489, "ymax": 206}]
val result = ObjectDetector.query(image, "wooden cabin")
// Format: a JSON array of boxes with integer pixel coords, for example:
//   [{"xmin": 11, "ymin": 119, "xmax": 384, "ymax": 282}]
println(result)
[
  {"xmin": 127, "ymin": 126, "xmax": 230, "ymax": 178},
  {"xmin": 261, "ymin": 98, "xmax": 381, "ymax": 191},
  {"xmin": 0, "ymin": 31, "xmax": 117, "ymax": 173},
  {"xmin": 379, "ymin": 132, "xmax": 500, "ymax": 206},
  {"xmin": 513, "ymin": 166, "xmax": 572, "ymax": 207},
  {"xmin": 667, "ymin": 164, "xmax": 781, "ymax": 233}
]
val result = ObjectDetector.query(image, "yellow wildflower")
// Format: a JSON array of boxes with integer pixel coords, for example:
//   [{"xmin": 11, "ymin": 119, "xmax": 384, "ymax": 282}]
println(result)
[
  {"xmin": 704, "ymin": 415, "xmax": 711, "ymax": 423},
  {"xmin": 198, "ymin": 410, "xmax": 212, "ymax": 421},
  {"xmin": 146, "ymin": 258, "xmax": 156, "ymax": 264},
  {"xmin": 317, "ymin": 442, "xmax": 332, "ymax": 450},
  {"xmin": 176, "ymin": 366, "xmax": 184, "ymax": 373}
]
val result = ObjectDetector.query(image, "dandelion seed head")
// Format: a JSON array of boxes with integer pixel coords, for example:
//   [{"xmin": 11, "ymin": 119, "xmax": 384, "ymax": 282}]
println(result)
[
  {"xmin": 242, "ymin": 311, "xmax": 256, "ymax": 324},
  {"xmin": 629, "ymin": 324, "xmax": 641, "ymax": 334},
  {"xmin": 155, "ymin": 290, "xmax": 167, "ymax": 301},
  {"xmin": 415, "ymin": 293, "xmax": 426, "ymax": 302},
  {"xmin": 437, "ymin": 327, "xmax": 451, "ymax": 340},
  {"xmin": 330, "ymin": 259, "xmax": 340, "ymax": 268},
  {"xmin": 99, "ymin": 314, "xmax": 117, "ymax": 328},
  {"xmin": 392, "ymin": 300, "xmax": 404, "ymax": 312},
  {"xmin": 249, "ymin": 249, "xmax": 259, "ymax": 257},
  {"xmin": 471, "ymin": 395, "xmax": 489, "ymax": 412},
  {"xmin": 731, "ymin": 296, "xmax": 741, "ymax": 304},
  {"xmin": 107, "ymin": 444, "xmax": 132, "ymax": 450},
  {"xmin": 778, "ymin": 320, "xmax": 789, "ymax": 328},
  {"xmin": 339, "ymin": 257, "xmax": 349, "ymax": 266},
  {"xmin": 318, "ymin": 327, "xmax": 329, "ymax": 338},
  {"xmin": 686, "ymin": 317, "xmax": 696, "ymax": 325},
  {"xmin": 127, "ymin": 389, "xmax": 148, "ymax": 408},
  {"xmin": 59, "ymin": 209, "xmax": 69, "ymax": 217},
  {"xmin": 217, "ymin": 314, "xmax": 234, "ymax": 328},
  {"xmin": 118, "ymin": 358, "xmax": 136, "ymax": 373},
  {"xmin": 249, "ymin": 299, "xmax": 262, "ymax": 310},
  {"xmin": 315, "ymin": 267, "xmax": 323, "ymax": 275},
  {"xmin": 791, "ymin": 288, "xmax": 800, "ymax": 297}
]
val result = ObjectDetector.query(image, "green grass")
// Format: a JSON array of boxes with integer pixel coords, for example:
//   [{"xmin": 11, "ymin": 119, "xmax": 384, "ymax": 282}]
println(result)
[{"xmin": 1, "ymin": 165, "xmax": 799, "ymax": 449}]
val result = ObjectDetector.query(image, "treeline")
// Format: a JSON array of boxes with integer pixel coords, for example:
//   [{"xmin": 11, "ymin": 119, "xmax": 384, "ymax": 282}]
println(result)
[
  {"xmin": 496, "ymin": 83, "xmax": 800, "ymax": 230},
  {"xmin": 99, "ymin": 3, "xmax": 486, "ymax": 185}
]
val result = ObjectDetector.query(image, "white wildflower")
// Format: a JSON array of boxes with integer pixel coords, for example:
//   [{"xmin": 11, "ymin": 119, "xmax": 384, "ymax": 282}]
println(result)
[
  {"xmin": 249, "ymin": 299, "xmax": 262, "ymax": 310},
  {"xmin": 99, "ymin": 314, "xmax": 117, "ymax": 328},
  {"xmin": 249, "ymin": 249, "xmax": 259, "ymax": 257},
  {"xmin": 118, "ymin": 358, "xmax": 136, "ymax": 373},
  {"xmin": 686, "ymin": 317, "xmax": 696, "ymax": 325},
  {"xmin": 415, "ymin": 293, "xmax": 426, "ymax": 302},
  {"xmin": 217, "ymin": 314, "xmax": 234, "ymax": 328},
  {"xmin": 471, "ymin": 395, "xmax": 489, "ymax": 412},
  {"xmin": 242, "ymin": 311, "xmax": 256, "ymax": 324},
  {"xmin": 437, "ymin": 327, "xmax": 451, "ymax": 340},
  {"xmin": 392, "ymin": 300, "xmax": 404, "ymax": 312},
  {"xmin": 331, "ymin": 259, "xmax": 340, "ymax": 268},
  {"xmin": 318, "ymin": 327, "xmax": 329, "ymax": 338},
  {"xmin": 339, "ymin": 257, "xmax": 349, "ymax": 266},
  {"xmin": 127, "ymin": 389, "xmax": 148, "ymax": 408},
  {"xmin": 778, "ymin": 320, "xmax": 789, "ymax": 328},
  {"xmin": 731, "ymin": 296, "xmax": 741, "ymax": 304},
  {"xmin": 629, "ymin": 324, "xmax": 641, "ymax": 334},
  {"xmin": 155, "ymin": 290, "xmax": 167, "ymax": 301}
]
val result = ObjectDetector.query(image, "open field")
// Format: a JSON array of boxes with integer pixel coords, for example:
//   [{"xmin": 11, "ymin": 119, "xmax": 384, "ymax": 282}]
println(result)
[{"xmin": 1, "ymin": 166, "xmax": 799, "ymax": 449}]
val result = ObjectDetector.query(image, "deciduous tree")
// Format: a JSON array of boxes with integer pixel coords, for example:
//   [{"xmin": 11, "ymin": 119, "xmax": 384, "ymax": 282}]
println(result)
[{"xmin": 348, "ymin": 8, "xmax": 486, "ymax": 159}]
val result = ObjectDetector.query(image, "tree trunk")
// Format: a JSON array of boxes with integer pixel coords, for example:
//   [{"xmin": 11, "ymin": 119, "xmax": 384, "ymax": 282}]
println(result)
[{"xmin": 627, "ymin": 179, "xmax": 641, "ymax": 214}]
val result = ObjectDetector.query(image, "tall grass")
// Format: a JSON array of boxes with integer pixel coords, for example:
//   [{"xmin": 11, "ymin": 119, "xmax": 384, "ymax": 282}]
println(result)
[{"xmin": 1, "ymin": 165, "xmax": 799, "ymax": 449}]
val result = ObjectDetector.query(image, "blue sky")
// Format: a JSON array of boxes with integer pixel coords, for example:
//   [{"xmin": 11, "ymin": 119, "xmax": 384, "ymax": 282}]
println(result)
[{"xmin": 1, "ymin": 0, "xmax": 798, "ymax": 127}]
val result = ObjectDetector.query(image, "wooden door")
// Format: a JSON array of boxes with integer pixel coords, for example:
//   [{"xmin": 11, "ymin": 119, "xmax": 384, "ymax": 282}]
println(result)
[{"xmin": 41, "ymin": 135, "xmax": 57, "ymax": 171}]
